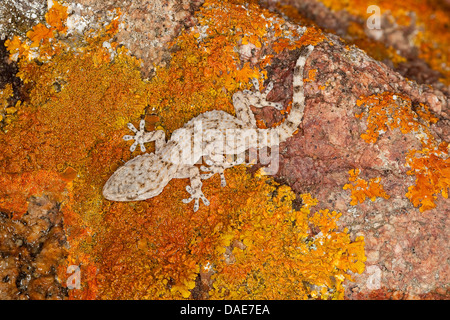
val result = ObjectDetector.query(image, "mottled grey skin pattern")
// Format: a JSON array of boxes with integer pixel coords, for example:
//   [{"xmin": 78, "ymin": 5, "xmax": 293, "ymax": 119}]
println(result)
[{"xmin": 103, "ymin": 45, "xmax": 314, "ymax": 211}]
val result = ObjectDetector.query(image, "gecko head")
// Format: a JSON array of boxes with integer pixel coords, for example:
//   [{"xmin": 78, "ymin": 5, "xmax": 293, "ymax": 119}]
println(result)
[{"xmin": 103, "ymin": 153, "xmax": 177, "ymax": 202}]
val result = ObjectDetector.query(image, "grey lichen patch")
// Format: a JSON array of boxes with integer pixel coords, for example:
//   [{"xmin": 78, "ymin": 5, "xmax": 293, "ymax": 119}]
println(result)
[{"xmin": 0, "ymin": 0, "xmax": 46, "ymax": 40}]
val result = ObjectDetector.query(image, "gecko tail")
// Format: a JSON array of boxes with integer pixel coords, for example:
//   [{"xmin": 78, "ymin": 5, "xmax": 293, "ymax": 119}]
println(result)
[{"xmin": 273, "ymin": 44, "xmax": 314, "ymax": 142}]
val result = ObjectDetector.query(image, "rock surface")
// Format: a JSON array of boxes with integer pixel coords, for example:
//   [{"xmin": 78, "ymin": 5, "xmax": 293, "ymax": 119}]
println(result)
[
  {"xmin": 254, "ymin": 29, "xmax": 449, "ymax": 300},
  {"xmin": 0, "ymin": 0, "xmax": 448, "ymax": 300},
  {"xmin": 0, "ymin": 196, "xmax": 68, "ymax": 299},
  {"xmin": 72, "ymin": 0, "xmax": 204, "ymax": 77}
]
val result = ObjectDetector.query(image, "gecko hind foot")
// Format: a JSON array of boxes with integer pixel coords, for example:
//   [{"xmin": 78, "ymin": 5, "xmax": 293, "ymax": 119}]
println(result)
[{"xmin": 182, "ymin": 185, "xmax": 210, "ymax": 212}]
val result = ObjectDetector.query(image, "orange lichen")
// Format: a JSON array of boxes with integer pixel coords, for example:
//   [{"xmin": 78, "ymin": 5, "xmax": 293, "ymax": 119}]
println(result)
[
  {"xmin": 1, "ymin": 0, "xmax": 364, "ymax": 300},
  {"xmin": 405, "ymin": 145, "xmax": 450, "ymax": 212},
  {"xmin": 318, "ymin": 0, "xmax": 450, "ymax": 85},
  {"xmin": 105, "ymin": 9, "xmax": 122, "ymax": 35},
  {"xmin": 5, "ymin": 1, "xmax": 70, "ymax": 62},
  {"xmin": 5, "ymin": 2, "xmax": 120, "ymax": 64},
  {"xmin": 60, "ymin": 166, "xmax": 78, "ymax": 182},
  {"xmin": 45, "ymin": 1, "xmax": 69, "ymax": 32},
  {"xmin": 147, "ymin": 0, "xmax": 326, "ymax": 135},
  {"xmin": 355, "ymin": 92, "xmax": 448, "ymax": 212},
  {"xmin": 4, "ymin": 36, "xmax": 23, "ymax": 58},
  {"xmin": 26, "ymin": 23, "xmax": 54, "ymax": 47},
  {"xmin": 304, "ymin": 68, "xmax": 317, "ymax": 83},
  {"xmin": 272, "ymin": 26, "xmax": 326, "ymax": 54},
  {"xmin": 0, "ymin": 1, "xmax": 146, "ymax": 299},
  {"xmin": 0, "ymin": 171, "xmax": 67, "ymax": 219},
  {"xmin": 148, "ymin": 0, "xmax": 268, "ymax": 133},
  {"xmin": 356, "ymin": 92, "xmax": 437, "ymax": 144},
  {"xmin": 343, "ymin": 169, "xmax": 390, "ymax": 205}
]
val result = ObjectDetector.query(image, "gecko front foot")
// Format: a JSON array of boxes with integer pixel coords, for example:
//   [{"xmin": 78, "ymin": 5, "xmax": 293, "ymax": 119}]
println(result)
[
  {"xmin": 123, "ymin": 119, "xmax": 147, "ymax": 152},
  {"xmin": 182, "ymin": 185, "xmax": 210, "ymax": 212}
]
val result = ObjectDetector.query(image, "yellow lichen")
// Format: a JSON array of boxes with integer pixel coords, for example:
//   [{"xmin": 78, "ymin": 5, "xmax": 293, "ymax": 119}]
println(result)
[
  {"xmin": 210, "ymin": 189, "xmax": 366, "ymax": 300},
  {"xmin": 0, "ymin": 83, "xmax": 14, "ymax": 123},
  {"xmin": 0, "ymin": 83, "xmax": 13, "ymax": 104}
]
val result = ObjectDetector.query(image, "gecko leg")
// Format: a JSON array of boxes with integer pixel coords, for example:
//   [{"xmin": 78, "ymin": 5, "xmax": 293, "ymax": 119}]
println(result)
[
  {"xmin": 200, "ymin": 156, "xmax": 244, "ymax": 187},
  {"xmin": 123, "ymin": 119, "xmax": 166, "ymax": 152},
  {"xmin": 181, "ymin": 166, "xmax": 210, "ymax": 212},
  {"xmin": 232, "ymin": 79, "xmax": 283, "ymax": 128},
  {"xmin": 247, "ymin": 78, "xmax": 284, "ymax": 110}
]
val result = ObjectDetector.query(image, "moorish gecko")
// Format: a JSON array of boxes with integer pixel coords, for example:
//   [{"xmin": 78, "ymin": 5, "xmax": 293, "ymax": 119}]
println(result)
[{"xmin": 103, "ymin": 44, "xmax": 314, "ymax": 211}]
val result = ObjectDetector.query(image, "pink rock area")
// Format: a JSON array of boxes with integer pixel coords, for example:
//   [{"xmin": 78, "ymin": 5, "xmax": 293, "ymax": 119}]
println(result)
[
  {"xmin": 72, "ymin": 0, "xmax": 204, "ymax": 78},
  {"xmin": 252, "ymin": 36, "xmax": 449, "ymax": 299}
]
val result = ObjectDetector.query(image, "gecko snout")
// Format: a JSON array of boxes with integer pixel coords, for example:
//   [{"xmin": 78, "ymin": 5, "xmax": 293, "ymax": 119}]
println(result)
[{"xmin": 103, "ymin": 153, "xmax": 176, "ymax": 201}]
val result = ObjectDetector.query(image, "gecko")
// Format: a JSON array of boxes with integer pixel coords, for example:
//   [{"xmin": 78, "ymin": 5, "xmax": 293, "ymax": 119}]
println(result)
[{"xmin": 103, "ymin": 44, "xmax": 314, "ymax": 211}]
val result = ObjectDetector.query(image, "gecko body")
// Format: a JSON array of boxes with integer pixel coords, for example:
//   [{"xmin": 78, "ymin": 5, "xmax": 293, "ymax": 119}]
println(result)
[{"xmin": 103, "ymin": 45, "xmax": 314, "ymax": 211}]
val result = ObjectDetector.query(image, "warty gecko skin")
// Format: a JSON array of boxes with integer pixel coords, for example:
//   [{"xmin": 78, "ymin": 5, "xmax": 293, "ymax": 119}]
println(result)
[{"xmin": 103, "ymin": 45, "xmax": 314, "ymax": 212}]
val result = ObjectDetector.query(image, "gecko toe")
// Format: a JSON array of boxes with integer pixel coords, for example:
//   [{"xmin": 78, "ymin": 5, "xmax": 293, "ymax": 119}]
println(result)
[
  {"xmin": 201, "ymin": 173, "xmax": 213, "ymax": 180},
  {"xmin": 251, "ymin": 78, "xmax": 260, "ymax": 91},
  {"xmin": 125, "ymin": 121, "xmax": 149, "ymax": 153},
  {"xmin": 127, "ymin": 123, "xmax": 138, "ymax": 133},
  {"xmin": 201, "ymin": 195, "xmax": 210, "ymax": 206},
  {"xmin": 130, "ymin": 141, "xmax": 138, "ymax": 152},
  {"xmin": 264, "ymin": 81, "xmax": 273, "ymax": 94},
  {"xmin": 182, "ymin": 197, "xmax": 193, "ymax": 204},
  {"xmin": 272, "ymin": 102, "xmax": 284, "ymax": 110},
  {"xmin": 219, "ymin": 173, "xmax": 226, "ymax": 187},
  {"xmin": 139, "ymin": 119, "xmax": 146, "ymax": 131},
  {"xmin": 193, "ymin": 199, "xmax": 199, "ymax": 212},
  {"xmin": 183, "ymin": 183, "xmax": 209, "ymax": 211},
  {"xmin": 123, "ymin": 135, "xmax": 134, "ymax": 141}
]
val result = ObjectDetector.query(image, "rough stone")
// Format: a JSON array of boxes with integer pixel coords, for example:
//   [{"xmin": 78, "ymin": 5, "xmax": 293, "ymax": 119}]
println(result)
[{"xmin": 0, "ymin": 196, "xmax": 68, "ymax": 300}]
